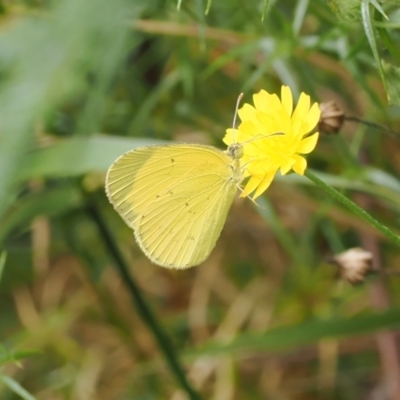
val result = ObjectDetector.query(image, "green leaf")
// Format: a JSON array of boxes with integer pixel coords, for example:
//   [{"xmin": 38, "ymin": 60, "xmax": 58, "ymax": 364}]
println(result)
[
  {"xmin": 293, "ymin": 0, "xmax": 309, "ymax": 34},
  {"xmin": 205, "ymin": 0, "xmax": 212, "ymax": 14},
  {"xmin": 360, "ymin": 0, "xmax": 388, "ymax": 98},
  {"xmin": 306, "ymin": 169, "xmax": 400, "ymax": 249},
  {"xmin": 0, "ymin": 252, "xmax": 6, "ymax": 283},
  {"xmin": 280, "ymin": 169, "xmax": 400, "ymax": 213},
  {"xmin": 0, "ymin": 186, "xmax": 83, "ymax": 243},
  {"xmin": 17, "ymin": 136, "xmax": 165, "ymax": 182},
  {"xmin": 261, "ymin": 0, "xmax": 270, "ymax": 21},
  {"xmin": 383, "ymin": 62, "xmax": 400, "ymax": 105},
  {"xmin": 190, "ymin": 308, "xmax": 400, "ymax": 357},
  {"xmin": 368, "ymin": 0, "xmax": 388, "ymax": 20},
  {"xmin": 0, "ymin": 374, "xmax": 37, "ymax": 400},
  {"xmin": 377, "ymin": 27, "xmax": 400, "ymax": 64},
  {"xmin": 0, "ymin": 347, "xmax": 40, "ymax": 367}
]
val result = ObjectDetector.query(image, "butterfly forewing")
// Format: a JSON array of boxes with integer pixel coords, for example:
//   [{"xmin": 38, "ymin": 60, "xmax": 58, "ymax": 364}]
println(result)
[{"xmin": 105, "ymin": 144, "xmax": 239, "ymax": 268}]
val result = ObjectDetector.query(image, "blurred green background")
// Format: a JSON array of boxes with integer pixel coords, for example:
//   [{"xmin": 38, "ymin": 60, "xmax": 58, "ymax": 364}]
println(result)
[{"xmin": 1, "ymin": 0, "xmax": 400, "ymax": 399}]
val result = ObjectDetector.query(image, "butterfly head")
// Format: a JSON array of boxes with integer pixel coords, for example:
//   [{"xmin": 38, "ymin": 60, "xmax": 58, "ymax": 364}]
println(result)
[{"xmin": 226, "ymin": 142, "xmax": 244, "ymax": 160}]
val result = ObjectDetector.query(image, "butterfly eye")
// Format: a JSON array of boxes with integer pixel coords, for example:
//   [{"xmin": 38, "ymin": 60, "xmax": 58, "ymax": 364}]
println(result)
[{"xmin": 226, "ymin": 143, "xmax": 243, "ymax": 160}]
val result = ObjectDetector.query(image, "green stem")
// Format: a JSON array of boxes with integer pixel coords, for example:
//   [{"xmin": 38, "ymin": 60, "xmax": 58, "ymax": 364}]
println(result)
[
  {"xmin": 0, "ymin": 252, "xmax": 6, "ymax": 283},
  {"xmin": 305, "ymin": 170, "xmax": 400, "ymax": 248},
  {"xmin": 86, "ymin": 195, "xmax": 202, "ymax": 400}
]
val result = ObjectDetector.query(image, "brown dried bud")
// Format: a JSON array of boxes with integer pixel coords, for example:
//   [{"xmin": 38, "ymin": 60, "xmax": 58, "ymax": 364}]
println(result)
[
  {"xmin": 318, "ymin": 101, "xmax": 345, "ymax": 134},
  {"xmin": 332, "ymin": 247, "xmax": 373, "ymax": 285}
]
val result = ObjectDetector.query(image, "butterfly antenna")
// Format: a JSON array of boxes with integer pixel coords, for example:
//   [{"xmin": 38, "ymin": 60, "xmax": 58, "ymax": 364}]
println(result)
[{"xmin": 232, "ymin": 92, "xmax": 244, "ymax": 143}]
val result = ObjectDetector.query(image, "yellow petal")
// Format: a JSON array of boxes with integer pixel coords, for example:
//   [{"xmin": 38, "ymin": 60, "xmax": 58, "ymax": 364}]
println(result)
[
  {"xmin": 239, "ymin": 120, "xmax": 257, "ymax": 137},
  {"xmin": 292, "ymin": 93, "xmax": 310, "ymax": 126},
  {"xmin": 297, "ymin": 132, "xmax": 319, "ymax": 154},
  {"xmin": 253, "ymin": 90, "xmax": 270, "ymax": 112},
  {"xmin": 238, "ymin": 104, "xmax": 257, "ymax": 121},
  {"xmin": 241, "ymin": 176, "xmax": 261, "ymax": 198},
  {"xmin": 254, "ymin": 91, "xmax": 281, "ymax": 114},
  {"xmin": 292, "ymin": 155, "xmax": 307, "ymax": 175},
  {"xmin": 223, "ymin": 128, "xmax": 237, "ymax": 145},
  {"xmin": 267, "ymin": 109, "xmax": 292, "ymax": 135},
  {"xmin": 297, "ymin": 92, "xmax": 311, "ymax": 114},
  {"xmin": 303, "ymin": 102, "xmax": 321, "ymax": 133},
  {"xmin": 246, "ymin": 160, "xmax": 268, "ymax": 176},
  {"xmin": 269, "ymin": 93, "xmax": 282, "ymax": 112},
  {"xmin": 253, "ymin": 175, "xmax": 274, "ymax": 199},
  {"xmin": 280, "ymin": 158, "xmax": 295, "ymax": 175},
  {"xmin": 281, "ymin": 86, "xmax": 293, "ymax": 117}
]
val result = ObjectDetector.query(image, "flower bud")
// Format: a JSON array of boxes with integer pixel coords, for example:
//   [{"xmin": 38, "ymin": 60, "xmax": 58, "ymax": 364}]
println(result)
[
  {"xmin": 318, "ymin": 100, "xmax": 345, "ymax": 135},
  {"xmin": 332, "ymin": 247, "xmax": 373, "ymax": 284}
]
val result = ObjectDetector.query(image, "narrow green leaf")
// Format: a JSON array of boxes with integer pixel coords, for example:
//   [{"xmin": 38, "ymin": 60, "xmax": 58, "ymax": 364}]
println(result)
[
  {"xmin": 190, "ymin": 308, "xmax": 400, "ymax": 357},
  {"xmin": 383, "ymin": 62, "xmax": 400, "ymax": 105},
  {"xmin": 306, "ymin": 170, "xmax": 400, "ymax": 249},
  {"xmin": 17, "ymin": 136, "xmax": 165, "ymax": 182},
  {"xmin": 360, "ymin": 0, "xmax": 388, "ymax": 96},
  {"xmin": 261, "ymin": 0, "xmax": 270, "ymax": 21},
  {"xmin": 278, "ymin": 169, "xmax": 400, "ymax": 215},
  {"xmin": 205, "ymin": 0, "xmax": 212, "ymax": 14},
  {"xmin": 0, "ymin": 349, "xmax": 40, "ymax": 366},
  {"xmin": 293, "ymin": 0, "xmax": 309, "ymax": 34},
  {"xmin": 369, "ymin": 0, "xmax": 388, "ymax": 20},
  {"xmin": 0, "ymin": 251, "xmax": 6, "ymax": 283},
  {"xmin": 377, "ymin": 27, "xmax": 400, "ymax": 64},
  {"xmin": 375, "ymin": 10, "xmax": 400, "ymax": 64},
  {"xmin": 0, "ymin": 186, "xmax": 83, "ymax": 244},
  {"xmin": 0, "ymin": 375, "xmax": 37, "ymax": 400}
]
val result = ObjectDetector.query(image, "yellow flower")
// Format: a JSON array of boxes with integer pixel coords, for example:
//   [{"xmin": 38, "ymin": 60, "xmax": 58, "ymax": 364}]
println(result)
[{"xmin": 223, "ymin": 86, "xmax": 321, "ymax": 199}]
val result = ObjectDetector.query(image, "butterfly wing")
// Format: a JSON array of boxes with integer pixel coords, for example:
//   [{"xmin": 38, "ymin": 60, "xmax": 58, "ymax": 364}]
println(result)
[{"xmin": 105, "ymin": 144, "xmax": 238, "ymax": 268}]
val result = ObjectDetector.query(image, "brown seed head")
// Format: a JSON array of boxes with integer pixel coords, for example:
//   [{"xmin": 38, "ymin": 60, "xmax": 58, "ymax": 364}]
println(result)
[
  {"xmin": 318, "ymin": 100, "xmax": 345, "ymax": 135},
  {"xmin": 332, "ymin": 247, "xmax": 373, "ymax": 285}
]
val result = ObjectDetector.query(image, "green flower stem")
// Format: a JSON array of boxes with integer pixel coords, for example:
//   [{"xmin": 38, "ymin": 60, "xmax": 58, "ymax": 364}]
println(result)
[
  {"xmin": 305, "ymin": 170, "xmax": 400, "ymax": 248},
  {"xmin": 86, "ymin": 194, "xmax": 202, "ymax": 400}
]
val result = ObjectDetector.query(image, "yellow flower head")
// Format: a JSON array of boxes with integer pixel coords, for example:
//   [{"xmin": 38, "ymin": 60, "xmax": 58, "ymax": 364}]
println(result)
[{"xmin": 223, "ymin": 86, "xmax": 321, "ymax": 199}]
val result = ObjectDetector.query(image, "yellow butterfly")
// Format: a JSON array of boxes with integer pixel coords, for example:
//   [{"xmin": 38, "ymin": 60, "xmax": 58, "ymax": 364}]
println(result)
[{"xmin": 105, "ymin": 141, "xmax": 244, "ymax": 269}]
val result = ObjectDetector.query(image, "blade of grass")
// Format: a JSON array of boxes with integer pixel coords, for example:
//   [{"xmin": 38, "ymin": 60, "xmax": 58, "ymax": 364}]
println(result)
[
  {"xmin": 261, "ymin": 0, "xmax": 270, "ymax": 21},
  {"xmin": 369, "ymin": 0, "xmax": 388, "ymax": 20},
  {"xmin": 17, "ymin": 136, "xmax": 166, "ymax": 182},
  {"xmin": 305, "ymin": 170, "xmax": 400, "ymax": 249},
  {"xmin": 0, "ymin": 186, "xmax": 82, "ymax": 244},
  {"xmin": 378, "ymin": 28, "xmax": 400, "ymax": 63},
  {"xmin": 0, "ymin": 374, "xmax": 37, "ymax": 400},
  {"xmin": 205, "ymin": 0, "xmax": 212, "ymax": 14},
  {"xmin": 0, "ymin": 252, "xmax": 6, "ymax": 283},
  {"xmin": 293, "ymin": 0, "xmax": 309, "ymax": 34},
  {"xmin": 360, "ymin": 0, "xmax": 388, "ymax": 96},
  {"xmin": 188, "ymin": 308, "xmax": 400, "ymax": 357}
]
